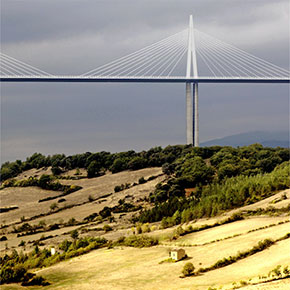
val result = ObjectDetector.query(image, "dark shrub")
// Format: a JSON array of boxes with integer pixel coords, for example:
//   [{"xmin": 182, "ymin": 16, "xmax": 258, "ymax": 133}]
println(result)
[
  {"xmin": 138, "ymin": 177, "xmax": 146, "ymax": 184},
  {"xmin": 83, "ymin": 212, "xmax": 98, "ymax": 222},
  {"xmin": 51, "ymin": 166, "xmax": 62, "ymax": 176},
  {"xmin": 103, "ymin": 225, "xmax": 113, "ymax": 232},
  {"xmin": 22, "ymin": 275, "xmax": 50, "ymax": 286},
  {"xmin": 114, "ymin": 185, "xmax": 122, "ymax": 192},
  {"xmin": 122, "ymin": 235, "xmax": 158, "ymax": 248},
  {"xmin": 99, "ymin": 207, "xmax": 112, "ymax": 218},
  {"xmin": 0, "ymin": 236, "xmax": 7, "ymax": 241}
]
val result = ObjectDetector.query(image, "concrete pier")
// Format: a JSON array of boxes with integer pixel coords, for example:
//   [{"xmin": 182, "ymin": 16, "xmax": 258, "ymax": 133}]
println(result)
[{"xmin": 186, "ymin": 82, "xmax": 193, "ymax": 144}]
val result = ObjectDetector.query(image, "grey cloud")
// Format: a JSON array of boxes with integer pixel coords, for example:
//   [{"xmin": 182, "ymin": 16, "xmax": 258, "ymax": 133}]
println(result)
[{"xmin": 1, "ymin": 0, "xmax": 289, "ymax": 162}]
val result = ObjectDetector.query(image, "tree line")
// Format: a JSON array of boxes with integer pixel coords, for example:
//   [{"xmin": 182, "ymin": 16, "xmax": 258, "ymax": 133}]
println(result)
[
  {"xmin": 2, "ymin": 144, "xmax": 288, "ymax": 181},
  {"xmin": 1, "ymin": 145, "xmax": 217, "ymax": 180}
]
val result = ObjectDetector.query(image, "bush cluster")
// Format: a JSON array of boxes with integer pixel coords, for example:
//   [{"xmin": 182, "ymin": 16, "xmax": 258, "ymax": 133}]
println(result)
[
  {"xmin": 116, "ymin": 235, "xmax": 158, "ymax": 248},
  {"xmin": 114, "ymin": 183, "xmax": 130, "ymax": 193},
  {"xmin": 98, "ymin": 202, "xmax": 142, "ymax": 220}
]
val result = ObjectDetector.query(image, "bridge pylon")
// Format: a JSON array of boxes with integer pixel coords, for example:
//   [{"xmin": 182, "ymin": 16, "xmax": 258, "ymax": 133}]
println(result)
[{"xmin": 186, "ymin": 15, "xmax": 199, "ymax": 146}]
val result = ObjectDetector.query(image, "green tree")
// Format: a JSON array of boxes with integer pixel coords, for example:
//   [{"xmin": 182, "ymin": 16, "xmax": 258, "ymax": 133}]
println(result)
[
  {"xmin": 59, "ymin": 239, "xmax": 72, "ymax": 252},
  {"xmin": 110, "ymin": 158, "xmax": 128, "ymax": 173},
  {"xmin": 176, "ymin": 156, "xmax": 215, "ymax": 187},
  {"xmin": 172, "ymin": 210, "xmax": 181, "ymax": 224},
  {"xmin": 39, "ymin": 174, "xmax": 51, "ymax": 189},
  {"xmin": 87, "ymin": 161, "xmax": 101, "ymax": 178},
  {"xmin": 26, "ymin": 153, "xmax": 47, "ymax": 169},
  {"xmin": 128, "ymin": 156, "xmax": 147, "ymax": 170},
  {"xmin": 70, "ymin": 229, "xmax": 79, "ymax": 240},
  {"xmin": 218, "ymin": 163, "xmax": 239, "ymax": 180},
  {"xmin": 182, "ymin": 262, "xmax": 195, "ymax": 276},
  {"xmin": 99, "ymin": 207, "xmax": 112, "ymax": 218},
  {"xmin": 51, "ymin": 166, "xmax": 62, "ymax": 176}
]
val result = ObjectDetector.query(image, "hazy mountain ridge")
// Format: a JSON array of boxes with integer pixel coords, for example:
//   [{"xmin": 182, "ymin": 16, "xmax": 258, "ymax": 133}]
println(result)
[{"xmin": 201, "ymin": 131, "xmax": 289, "ymax": 148}]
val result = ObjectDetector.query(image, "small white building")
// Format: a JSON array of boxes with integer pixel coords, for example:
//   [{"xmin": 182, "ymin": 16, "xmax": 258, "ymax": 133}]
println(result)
[
  {"xmin": 51, "ymin": 247, "xmax": 56, "ymax": 255},
  {"xmin": 169, "ymin": 248, "xmax": 186, "ymax": 261}
]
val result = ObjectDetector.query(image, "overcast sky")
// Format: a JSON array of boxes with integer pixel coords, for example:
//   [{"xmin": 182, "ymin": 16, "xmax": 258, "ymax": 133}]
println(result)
[{"xmin": 1, "ymin": 0, "xmax": 289, "ymax": 162}]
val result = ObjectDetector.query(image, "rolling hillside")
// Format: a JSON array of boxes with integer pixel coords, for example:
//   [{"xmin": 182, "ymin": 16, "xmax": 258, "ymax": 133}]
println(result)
[
  {"xmin": 1, "ymin": 189, "xmax": 289, "ymax": 290},
  {"xmin": 1, "ymin": 145, "xmax": 289, "ymax": 289}
]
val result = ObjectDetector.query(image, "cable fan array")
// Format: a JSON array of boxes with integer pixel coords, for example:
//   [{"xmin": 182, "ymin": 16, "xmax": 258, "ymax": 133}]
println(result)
[
  {"xmin": 81, "ymin": 28, "xmax": 289, "ymax": 78},
  {"xmin": 0, "ymin": 53, "xmax": 52, "ymax": 76},
  {"xmin": 81, "ymin": 30, "xmax": 188, "ymax": 77},
  {"xmin": 195, "ymin": 29, "xmax": 289, "ymax": 78},
  {"xmin": 0, "ymin": 28, "xmax": 289, "ymax": 79}
]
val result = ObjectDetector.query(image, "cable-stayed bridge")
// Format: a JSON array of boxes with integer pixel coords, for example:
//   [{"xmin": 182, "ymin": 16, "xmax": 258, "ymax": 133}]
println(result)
[{"xmin": 1, "ymin": 16, "xmax": 289, "ymax": 146}]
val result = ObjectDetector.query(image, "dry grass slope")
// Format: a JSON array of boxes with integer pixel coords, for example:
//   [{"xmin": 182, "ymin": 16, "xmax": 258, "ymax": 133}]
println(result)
[{"xmin": 0, "ymin": 167, "xmax": 289, "ymax": 289}]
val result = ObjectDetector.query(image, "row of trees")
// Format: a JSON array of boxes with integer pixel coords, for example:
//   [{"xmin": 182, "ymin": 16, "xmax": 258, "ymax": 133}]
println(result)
[
  {"xmin": 0, "ymin": 146, "xmax": 187, "ymax": 180},
  {"xmin": 2, "ymin": 144, "xmax": 288, "ymax": 181}
]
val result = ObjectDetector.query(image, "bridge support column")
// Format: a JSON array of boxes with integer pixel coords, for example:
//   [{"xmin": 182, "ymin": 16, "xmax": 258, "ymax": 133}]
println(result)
[
  {"xmin": 186, "ymin": 15, "xmax": 199, "ymax": 146},
  {"xmin": 193, "ymin": 82, "xmax": 199, "ymax": 147},
  {"xmin": 186, "ymin": 82, "xmax": 193, "ymax": 144}
]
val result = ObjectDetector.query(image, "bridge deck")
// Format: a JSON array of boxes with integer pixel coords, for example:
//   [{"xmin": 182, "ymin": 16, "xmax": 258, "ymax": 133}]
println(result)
[{"xmin": 0, "ymin": 76, "xmax": 289, "ymax": 84}]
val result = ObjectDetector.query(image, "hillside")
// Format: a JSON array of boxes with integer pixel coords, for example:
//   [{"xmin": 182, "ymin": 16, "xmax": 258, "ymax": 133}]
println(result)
[
  {"xmin": 201, "ymin": 131, "xmax": 289, "ymax": 148},
  {"xmin": 1, "ymin": 189, "xmax": 289, "ymax": 290},
  {"xmin": 0, "ymin": 145, "xmax": 289, "ymax": 289}
]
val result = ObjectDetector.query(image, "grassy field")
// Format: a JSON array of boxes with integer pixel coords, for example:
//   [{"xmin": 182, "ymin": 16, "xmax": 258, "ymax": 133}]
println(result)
[
  {"xmin": 2, "ymin": 229, "xmax": 288, "ymax": 290},
  {"xmin": 1, "ymin": 167, "xmax": 289, "ymax": 289},
  {"xmin": 0, "ymin": 167, "xmax": 164, "ymax": 252},
  {"xmin": 173, "ymin": 216, "xmax": 289, "ymax": 246},
  {"xmin": 1, "ymin": 167, "xmax": 163, "ymax": 224}
]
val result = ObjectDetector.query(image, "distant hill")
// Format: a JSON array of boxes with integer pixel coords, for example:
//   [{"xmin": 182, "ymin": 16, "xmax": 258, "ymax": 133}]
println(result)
[{"xmin": 201, "ymin": 131, "xmax": 289, "ymax": 148}]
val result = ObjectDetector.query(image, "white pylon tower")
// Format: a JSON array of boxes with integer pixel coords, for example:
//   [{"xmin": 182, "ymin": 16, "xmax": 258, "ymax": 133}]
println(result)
[{"xmin": 186, "ymin": 15, "xmax": 199, "ymax": 146}]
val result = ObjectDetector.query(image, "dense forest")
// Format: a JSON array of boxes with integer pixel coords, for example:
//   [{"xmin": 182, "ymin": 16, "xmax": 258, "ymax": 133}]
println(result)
[{"xmin": 136, "ymin": 144, "xmax": 289, "ymax": 225}]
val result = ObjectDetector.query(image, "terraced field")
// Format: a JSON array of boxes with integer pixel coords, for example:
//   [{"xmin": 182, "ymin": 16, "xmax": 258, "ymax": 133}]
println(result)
[
  {"xmin": 0, "ymin": 167, "xmax": 289, "ymax": 290},
  {"xmin": 2, "ymin": 213, "xmax": 289, "ymax": 290}
]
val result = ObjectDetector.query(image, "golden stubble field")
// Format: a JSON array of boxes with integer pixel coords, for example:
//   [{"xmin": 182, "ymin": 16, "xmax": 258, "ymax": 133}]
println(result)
[
  {"xmin": 0, "ymin": 167, "xmax": 289, "ymax": 290},
  {"xmin": 0, "ymin": 167, "xmax": 164, "ymax": 251},
  {"xmin": 3, "ymin": 213, "xmax": 289, "ymax": 290},
  {"xmin": 1, "ymin": 167, "xmax": 163, "ymax": 224}
]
